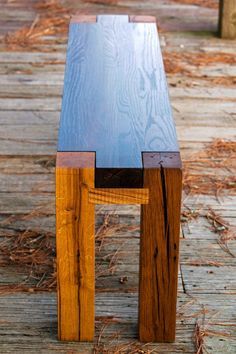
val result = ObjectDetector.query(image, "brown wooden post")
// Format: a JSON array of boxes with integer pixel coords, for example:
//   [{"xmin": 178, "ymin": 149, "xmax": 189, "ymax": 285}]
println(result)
[
  {"xmin": 219, "ymin": 0, "xmax": 236, "ymax": 39},
  {"xmin": 56, "ymin": 152, "xmax": 95, "ymax": 341},
  {"xmin": 139, "ymin": 152, "xmax": 182, "ymax": 342}
]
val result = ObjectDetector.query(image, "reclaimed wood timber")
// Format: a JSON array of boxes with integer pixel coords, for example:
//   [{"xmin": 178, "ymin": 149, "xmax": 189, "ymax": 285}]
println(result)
[
  {"xmin": 1, "ymin": 292, "xmax": 236, "ymax": 353},
  {"xmin": 1, "ymin": 193, "xmax": 235, "ymax": 216},
  {"xmin": 139, "ymin": 152, "xmax": 182, "ymax": 342},
  {"xmin": 181, "ymin": 265, "xmax": 236, "ymax": 294},
  {"xmin": 219, "ymin": 0, "xmax": 236, "ymax": 39},
  {"xmin": 89, "ymin": 188, "xmax": 149, "ymax": 204},
  {"xmin": 0, "ymin": 293, "xmax": 199, "ymax": 354},
  {"xmin": 56, "ymin": 152, "xmax": 95, "ymax": 341},
  {"xmin": 0, "ymin": 52, "xmax": 66, "ymax": 63},
  {"xmin": 2, "ymin": 122, "xmax": 233, "ymax": 144},
  {"xmin": 0, "ymin": 111, "xmax": 60, "ymax": 125},
  {"xmin": 0, "ymin": 97, "xmax": 61, "ymax": 111},
  {"xmin": 2, "ymin": 80, "xmax": 236, "ymax": 100}
]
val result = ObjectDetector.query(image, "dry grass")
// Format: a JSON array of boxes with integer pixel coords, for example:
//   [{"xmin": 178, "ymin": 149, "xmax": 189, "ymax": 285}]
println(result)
[
  {"xmin": 179, "ymin": 296, "xmax": 231, "ymax": 354},
  {"xmin": 181, "ymin": 205, "xmax": 202, "ymax": 223},
  {"xmin": 94, "ymin": 288, "xmax": 155, "ymax": 352},
  {"xmin": 194, "ymin": 321, "xmax": 205, "ymax": 354},
  {"xmin": 183, "ymin": 139, "xmax": 236, "ymax": 199},
  {"xmin": 207, "ymin": 139, "xmax": 236, "ymax": 156},
  {"xmin": 94, "ymin": 342, "xmax": 155, "ymax": 353},
  {"xmin": 206, "ymin": 208, "xmax": 236, "ymax": 258},
  {"xmin": 0, "ymin": 228, "xmax": 56, "ymax": 292},
  {"xmin": 0, "ymin": 210, "xmax": 139, "ymax": 293},
  {"xmin": 183, "ymin": 174, "xmax": 236, "ymax": 198},
  {"xmin": 4, "ymin": 0, "xmax": 71, "ymax": 51},
  {"xmin": 96, "ymin": 213, "xmax": 138, "ymax": 250},
  {"xmin": 211, "ymin": 76, "xmax": 236, "ymax": 86},
  {"xmin": 181, "ymin": 205, "xmax": 236, "ymax": 258},
  {"xmin": 95, "ymin": 212, "xmax": 139, "ymax": 279},
  {"xmin": 163, "ymin": 52, "xmax": 236, "ymax": 75},
  {"xmin": 181, "ymin": 141, "xmax": 236, "ymax": 259},
  {"xmin": 194, "ymin": 312, "xmax": 232, "ymax": 354},
  {"xmin": 94, "ymin": 320, "xmax": 154, "ymax": 354},
  {"xmin": 181, "ymin": 199, "xmax": 236, "ymax": 258}
]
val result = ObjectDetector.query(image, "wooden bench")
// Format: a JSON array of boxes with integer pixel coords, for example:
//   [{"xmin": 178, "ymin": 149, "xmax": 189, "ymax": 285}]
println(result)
[{"xmin": 56, "ymin": 14, "xmax": 182, "ymax": 343}]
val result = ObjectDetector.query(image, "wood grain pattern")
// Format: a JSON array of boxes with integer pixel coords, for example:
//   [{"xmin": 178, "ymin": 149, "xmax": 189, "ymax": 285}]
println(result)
[
  {"xmin": 129, "ymin": 15, "xmax": 156, "ymax": 23},
  {"xmin": 142, "ymin": 152, "xmax": 182, "ymax": 169},
  {"xmin": 58, "ymin": 15, "xmax": 178, "ymax": 170},
  {"xmin": 219, "ymin": 0, "xmax": 236, "ymax": 39},
  {"xmin": 56, "ymin": 153, "xmax": 95, "ymax": 341},
  {"xmin": 139, "ymin": 152, "xmax": 182, "ymax": 342},
  {"xmin": 56, "ymin": 151, "xmax": 95, "ymax": 168},
  {"xmin": 71, "ymin": 14, "xmax": 97, "ymax": 23},
  {"xmin": 89, "ymin": 188, "xmax": 149, "ymax": 204}
]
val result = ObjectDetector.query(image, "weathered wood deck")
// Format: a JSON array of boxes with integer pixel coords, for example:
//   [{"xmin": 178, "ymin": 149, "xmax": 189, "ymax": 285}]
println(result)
[{"xmin": 0, "ymin": 0, "xmax": 235, "ymax": 353}]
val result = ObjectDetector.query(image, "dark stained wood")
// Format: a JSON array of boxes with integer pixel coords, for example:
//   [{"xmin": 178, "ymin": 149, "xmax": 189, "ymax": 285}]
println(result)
[
  {"xmin": 139, "ymin": 152, "xmax": 182, "ymax": 342},
  {"xmin": 56, "ymin": 152, "xmax": 95, "ymax": 341},
  {"xmin": 71, "ymin": 14, "xmax": 97, "ymax": 23},
  {"xmin": 142, "ymin": 152, "xmax": 182, "ymax": 169},
  {"xmin": 95, "ymin": 168, "xmax": 143, "ymax": 188},
  {"xmin": 129, "ymin": 15, "xmax": 156, "ymax": 23},
  {"xmin": 58, "ymin": 14, "xmax": 178, "ymax": 183},
  {"xmin": 56, "ymin": 151, "xmax": 95, "ymax": 168}
]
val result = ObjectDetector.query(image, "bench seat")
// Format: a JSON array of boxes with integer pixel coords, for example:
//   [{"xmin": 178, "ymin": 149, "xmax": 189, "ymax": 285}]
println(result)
[{"xmin": 58, "ymin": 14, "xmax": 179, "ymax": 187}]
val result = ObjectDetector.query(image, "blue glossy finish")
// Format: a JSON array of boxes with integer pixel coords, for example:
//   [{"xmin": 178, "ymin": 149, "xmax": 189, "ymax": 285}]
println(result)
[{"xmin": 58, "ymin": 15, "xmax": 178, "ymax": 168}]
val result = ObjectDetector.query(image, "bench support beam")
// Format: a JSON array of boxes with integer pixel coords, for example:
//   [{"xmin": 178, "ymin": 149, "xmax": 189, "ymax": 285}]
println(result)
[
  {"xmin": 89, "ymin": 188, "xmax": 149, "ymax": 204},
  {"xmin": 139, "ymin": 153, "xmax": 182, "ymax": 342}
]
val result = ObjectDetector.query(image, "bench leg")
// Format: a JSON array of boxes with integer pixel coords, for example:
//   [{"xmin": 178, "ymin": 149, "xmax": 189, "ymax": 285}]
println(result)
[
  {"xmin": 139, "ymin": 158, "xmax": 182, "ymax": 342},
  {"xmin": 56, "ymin": 165, "xmax": 95, "ymax": 341}
]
